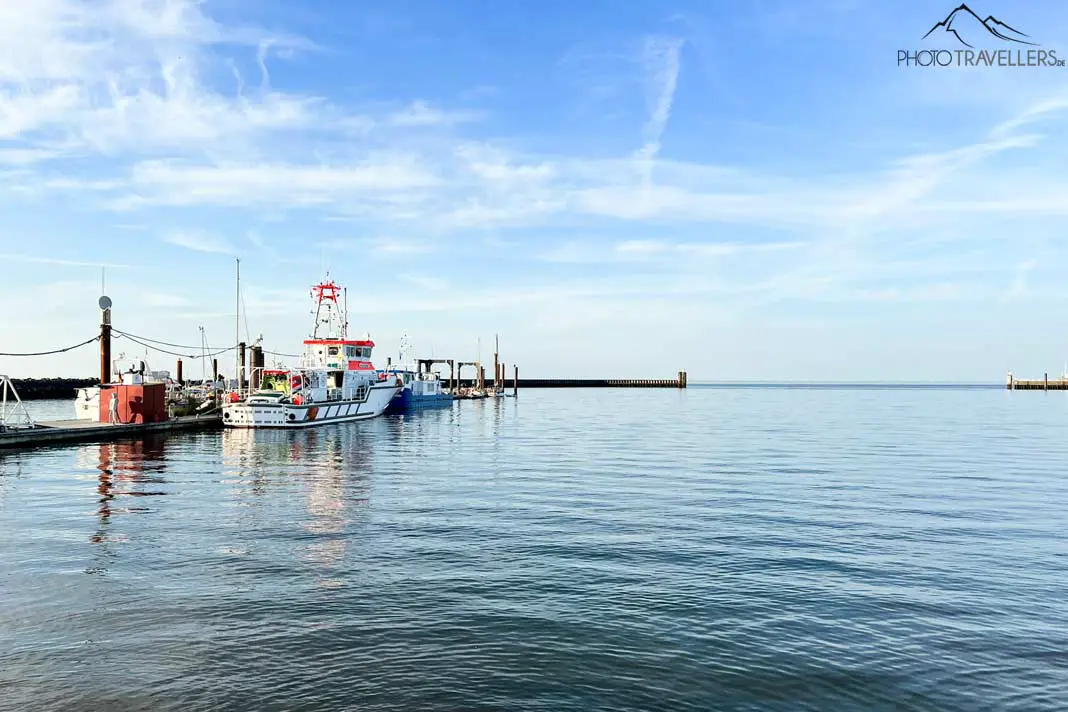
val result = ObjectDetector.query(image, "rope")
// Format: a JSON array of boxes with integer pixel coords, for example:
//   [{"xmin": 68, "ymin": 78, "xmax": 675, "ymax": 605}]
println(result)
[
  {"xmin": 112, "ymin": 329, "xmax": 215, "ymax": 351},
  {"xmin": 0, "ymin": 335, "xmax": 99, "ymax": 357},
  {"xmin": 115, "ymin": 332, "xmax": 236, "ymax": 360},
  {"xmin": 262, "ymin": 349, "xmax": 299, "ymax": 358}
]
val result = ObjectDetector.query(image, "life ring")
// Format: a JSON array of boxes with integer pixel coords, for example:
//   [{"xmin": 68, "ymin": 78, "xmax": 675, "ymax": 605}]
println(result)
[
  {"xmin": 227, "ymin": 391, "xmax": 240, "ymax": 403},
  {"xmin": 292, "ymin": 394, "xmax": 303, "ymax": 405}
]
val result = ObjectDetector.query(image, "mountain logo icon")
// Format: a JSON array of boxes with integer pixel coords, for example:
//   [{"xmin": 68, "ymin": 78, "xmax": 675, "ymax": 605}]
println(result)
[{"xmin": 923, "ymin": 4, "xmax": 1038, "ymax": 48}]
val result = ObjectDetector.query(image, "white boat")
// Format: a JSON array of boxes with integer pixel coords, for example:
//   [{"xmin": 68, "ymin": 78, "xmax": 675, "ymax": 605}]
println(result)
[{"xmin": 222, "ymin": 279, "xmax": 401, "ymax": 429}]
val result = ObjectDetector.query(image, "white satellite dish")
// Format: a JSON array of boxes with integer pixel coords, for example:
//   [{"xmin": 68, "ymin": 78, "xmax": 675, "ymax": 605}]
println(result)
[{"xmin": 98, "ymin": 295, "xmax": 112, "ymax": 310}]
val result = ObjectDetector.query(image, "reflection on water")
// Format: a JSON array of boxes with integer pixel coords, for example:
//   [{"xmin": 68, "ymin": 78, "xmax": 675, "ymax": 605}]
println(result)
[
  {"xmin": 3, "ymin": 391, "xmax": 1068, "ymax": 711},
  {"xmin": 221, "ymin": 422, "xmax": 390, "ymax": 588},
  {"xmin": 90, "ymin": 436, "xmax": 169, "ymax": 545}
]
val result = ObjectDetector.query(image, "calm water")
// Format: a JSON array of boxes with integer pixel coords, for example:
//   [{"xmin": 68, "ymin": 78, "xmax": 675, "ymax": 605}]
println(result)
[{"xmin": 2, "ymin": 387, "xmax": 1067, "ymax": 711}]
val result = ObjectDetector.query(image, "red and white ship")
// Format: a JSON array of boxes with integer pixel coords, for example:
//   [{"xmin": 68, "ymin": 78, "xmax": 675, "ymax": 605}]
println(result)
[{"xmin": 222, "ymin": 279, "xmax": 401, "ymax": 429}]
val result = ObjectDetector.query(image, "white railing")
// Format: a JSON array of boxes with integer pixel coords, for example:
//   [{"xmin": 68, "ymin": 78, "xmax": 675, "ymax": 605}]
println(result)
[{"xmin": 0, "ymin": 376, "xmax": 35, "ymax": 431}]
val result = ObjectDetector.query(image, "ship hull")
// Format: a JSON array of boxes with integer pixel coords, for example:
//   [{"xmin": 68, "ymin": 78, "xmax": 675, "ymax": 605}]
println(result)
[
  {"xmin": 385, "ymin": 388, "xmax": 453, "ymax": 414},
  {"xmin": 222, "ymin": 383, "xmax": 399, "ymax": 429}
]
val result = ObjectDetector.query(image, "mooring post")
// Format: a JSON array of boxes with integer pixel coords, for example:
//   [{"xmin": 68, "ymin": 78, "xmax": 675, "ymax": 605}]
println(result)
[
  {"xmin": 212, "ymin": 358, "xmax": 219, "ymax": 385},
  {"xmin": 513, "ymin": 365, "xmax": 518, "ymax": 397},
  {"xmin": 448, "ymin": 359, "xmax": 455, "ymax": 392},
  {"xmin": 176, "ymin": 359, "xmax": 184, "ymax": 385},
  {"xmin": 1007, "ymin": 371, "xmax": 1013, "ymax": 390},
  {"xmin": 99, "ymin": 304, "xmax": 112, "ymax": 386},
  {"xmin": 237, "ymin": 342, "xmax": 246, "ymax": 392},
  {"xmin": 249, "ymin": 347, "xmax": 261, "ymax": 390},
  {"xmin": 1045, "ymin": 372, "xmax": 1049, "ymax": 390}
]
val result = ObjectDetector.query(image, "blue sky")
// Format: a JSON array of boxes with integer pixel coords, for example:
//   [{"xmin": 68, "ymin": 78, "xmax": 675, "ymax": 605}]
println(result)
[{"xmin": 2, "ymin": 0, "xmax": 1068, "ymax": 381}]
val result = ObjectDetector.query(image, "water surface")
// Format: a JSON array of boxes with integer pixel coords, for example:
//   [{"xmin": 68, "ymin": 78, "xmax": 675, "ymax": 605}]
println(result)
[{"xmin": 2, "ymin": 387, "xmax": 1067, "ymax": 711}]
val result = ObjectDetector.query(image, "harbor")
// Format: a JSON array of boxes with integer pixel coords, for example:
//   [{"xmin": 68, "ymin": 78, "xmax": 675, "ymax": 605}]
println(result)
[{"xmin": 0, "ymin": 275, "xmax": 688, "ymax": 449}]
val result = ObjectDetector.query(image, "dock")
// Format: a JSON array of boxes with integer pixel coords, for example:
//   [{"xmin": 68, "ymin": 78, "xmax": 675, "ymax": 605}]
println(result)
[
  {"xmin": 0, "ymin": 414, "xmax": 222, "ymax": 450},
  {"xmin": 1007, "ymin": 373, "xmax": 1068, "ymax": 390}
]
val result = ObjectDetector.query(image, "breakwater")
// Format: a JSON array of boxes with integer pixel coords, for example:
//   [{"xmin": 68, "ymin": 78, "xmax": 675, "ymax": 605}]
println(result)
[
  {"xmin": 9, "ymin": 377, "xmax": 98, "ymax": 400},
  {"xmin": 450, "ymin": 376, "xmax": 687, "ymax": 388}
]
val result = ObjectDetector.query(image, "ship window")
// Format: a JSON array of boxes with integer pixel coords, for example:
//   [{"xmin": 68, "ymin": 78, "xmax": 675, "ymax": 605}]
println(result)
[
  {"xmin": 328, "ymin": 346, "xmax": 339, "ymax": 356},
  {"xmin": 346, "ymin": 346, "xmax": 356, "ymax": 359}
]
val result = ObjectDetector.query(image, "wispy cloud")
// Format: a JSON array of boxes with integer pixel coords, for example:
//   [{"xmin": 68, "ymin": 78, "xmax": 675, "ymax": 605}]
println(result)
[
  {"xmin": 541, "ymin": 239, "xmax": 804, "ymax": 263},
  {"xmin": 0, "ymin": 253, "xmax": 132, "ymax": 268},
  {"xmin": 162, "ymin": 231, "xmax": 235, "ymax": 255},
  {"xmin": 636, "ymin": 36, "xmax": 683, "ymax": 186},
  {"xmin": 389, "ymin": 100, "xmax": 483, "ymax": 127}
]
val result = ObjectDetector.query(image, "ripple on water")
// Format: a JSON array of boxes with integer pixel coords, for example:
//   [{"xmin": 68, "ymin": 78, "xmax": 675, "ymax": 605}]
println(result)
[{"xmin": 1, "ymin": 389, "xmax": 1067, "ymax": 711}]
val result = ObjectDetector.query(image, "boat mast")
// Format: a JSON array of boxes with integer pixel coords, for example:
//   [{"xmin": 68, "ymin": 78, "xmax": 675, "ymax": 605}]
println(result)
[
  {"xmin": 343, "ymin": 287, "xmax": 349, "ymax": 339},
  {"xmin": 235, "ymin": 257, "xmax": 240, "ymax": 385}
]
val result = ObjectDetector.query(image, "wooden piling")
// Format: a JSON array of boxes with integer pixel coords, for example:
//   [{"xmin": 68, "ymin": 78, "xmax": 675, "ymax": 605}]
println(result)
[
  {"xmin": 1045, "ymin": 372, "xmax": 1049, "ymax": 390},
  {"xmin": 99, "ymin": 305, "xmax": 112, "ymax": 385},
  {"xmin": 250, "ymin": 346, "xmax": 262, "ymax": 390},
  {"xmin": 237, "ymin": 341, "xmax": 246, "ymax": 392},
  {"xmin": 176, "ymin": 359, "xmax": 184, "ymax": 385},
  {"xmin": 513, "ymin": 365, "xmax": 518, "ymax": 397},
  {"xmin": 212, "ymin": 358, "xmax": 218, "ymax": 384},
  {"xmin": 493, "ymin": 339, "xmax": 499, "ymax": 393}
]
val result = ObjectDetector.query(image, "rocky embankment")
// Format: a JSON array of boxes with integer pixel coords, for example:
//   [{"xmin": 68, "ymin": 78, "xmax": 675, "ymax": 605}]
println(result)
[{"xmin": 8, "ymin": 378, "xmax": 99, "ymax": 400}]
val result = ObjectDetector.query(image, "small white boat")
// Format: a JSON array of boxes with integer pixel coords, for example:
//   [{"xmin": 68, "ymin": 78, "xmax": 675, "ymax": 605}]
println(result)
[{"xmin": 222, "ymin": 279, "xmax": 400, "ymax": 429}]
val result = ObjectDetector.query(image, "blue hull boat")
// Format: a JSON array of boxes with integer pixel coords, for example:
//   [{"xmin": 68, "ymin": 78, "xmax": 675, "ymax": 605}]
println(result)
[{"xmin": 382, "ymin": 368, "xmax": 453, "ymax": 414}]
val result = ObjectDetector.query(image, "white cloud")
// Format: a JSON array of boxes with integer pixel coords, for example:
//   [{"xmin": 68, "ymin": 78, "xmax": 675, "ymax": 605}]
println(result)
[
  {"xmin": 145, "ymin": 292, "xmax": 193, "ymax": 307},
  {"xmin": 112, "ymin": 156, "xmax": 440, "ymax": 209},
  {"xmin": 389, "ymin": 100, "xmax": 482, "ymax": 127},
  {"xmin": 162, "ymin": 231, "xmax": 234, "ymax": 255},
  {"xmin": 636, "ymin": 36, "xmax": 683, "ymax": 183},
  {"xmin": 0, "ymin": 253, "xmax": 133, "ymax": 268},
  {"xmin": 0, "ymin": 0, "xmax": 323, "ymax": 159},
  {"xmin": 541, "ymin": 239, "xmax": 804, "ymax": 263}
]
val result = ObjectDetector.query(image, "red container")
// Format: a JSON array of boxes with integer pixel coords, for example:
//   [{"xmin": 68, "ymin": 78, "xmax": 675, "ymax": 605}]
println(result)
[{"xmin": 98, "ymin": 383, "xmax": 169, "ymax": 424}]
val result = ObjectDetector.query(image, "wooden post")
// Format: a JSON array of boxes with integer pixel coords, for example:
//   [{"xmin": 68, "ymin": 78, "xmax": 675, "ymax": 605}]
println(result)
[
  {"xmin": 1045, "ymin": 372, "xmax": 1048, "ymax": 390},
  {"xmin": 176, "ymin": 359, "xmax": 184, "ymax": 385},
  {"xmin": 513, "ymin": 365, "xmax": 518, "ymax": 397},
  {"xmin": 479, "ymin": 366, "xmax": 485, "ymax": 391},
  {"xmin": 250, "ymin": 347, "xmax": 261, "ymax": 390},
  {"xmin": 212, "ymin": 358, "xmax": 219, "ymax": 384},
  {"xmin": 99, "ymin": 306, "xmax": 112, "ymax": 385},
  {"xmin": 448, "ymin": 359, "xmax": 455, "ymax": 392},
  {"xmin": 237, "ymin": 342, "xmax": 246, "ymax": 392}
]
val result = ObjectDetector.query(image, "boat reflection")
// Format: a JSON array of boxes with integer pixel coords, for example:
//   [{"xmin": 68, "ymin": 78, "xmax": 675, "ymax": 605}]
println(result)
[
  {"xmin": 221, "ymin": 420, "xmax": 395, "ymax": 588},
  {"xmin": 87, "ymin": 435, "xmax": 169, "ymax": 546}
]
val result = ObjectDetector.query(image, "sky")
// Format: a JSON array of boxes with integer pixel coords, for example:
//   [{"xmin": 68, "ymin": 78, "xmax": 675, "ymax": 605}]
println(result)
[{"xmin": 1, "ymin": 0, "xmax": 1068, "ymax": 381}]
